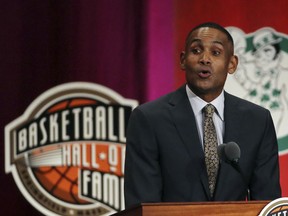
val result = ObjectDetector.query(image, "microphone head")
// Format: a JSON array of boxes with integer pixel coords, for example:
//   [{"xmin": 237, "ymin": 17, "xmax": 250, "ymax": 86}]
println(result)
[{"xmin": 225, "ymin": 142, "xmax": 241, "ymax": 163}]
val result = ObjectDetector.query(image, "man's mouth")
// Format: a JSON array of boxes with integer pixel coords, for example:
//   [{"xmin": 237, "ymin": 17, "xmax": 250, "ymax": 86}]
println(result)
[{"xmin": 198, "ymin": 69, "xmax": 212, "ymax": 78}]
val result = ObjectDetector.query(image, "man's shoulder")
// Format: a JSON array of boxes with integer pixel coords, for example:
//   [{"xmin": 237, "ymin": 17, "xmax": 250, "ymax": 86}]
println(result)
[
  {"xmin": 138, "ymin": 85, "xmax": 186, "ymax": 111},
  {"xmin": 225, "ymin": 91, "xmax": 269, "ymax": 112}
]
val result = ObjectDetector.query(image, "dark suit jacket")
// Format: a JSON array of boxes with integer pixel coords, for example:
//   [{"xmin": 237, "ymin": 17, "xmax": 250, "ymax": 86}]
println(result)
[{"xmin": 124, "ymin": 85, "xmax": 281, "ymax": 208}]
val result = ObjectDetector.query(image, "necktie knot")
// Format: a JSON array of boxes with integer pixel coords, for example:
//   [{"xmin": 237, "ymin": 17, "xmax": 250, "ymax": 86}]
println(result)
[{"xmin": 204, "ymin": 104, "xmax": 215, "ymax": 118}]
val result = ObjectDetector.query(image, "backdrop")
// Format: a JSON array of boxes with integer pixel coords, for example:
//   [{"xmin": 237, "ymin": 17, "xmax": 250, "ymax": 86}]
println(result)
[{"xmin": 1, "ymin": 0, "xmax": 287, "ymax": 215}]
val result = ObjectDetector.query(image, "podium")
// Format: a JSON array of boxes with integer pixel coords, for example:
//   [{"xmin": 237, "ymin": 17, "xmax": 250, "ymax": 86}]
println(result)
[{"xmin": 113, "ymin": 201, "xmax": 270, "ymax": 216}]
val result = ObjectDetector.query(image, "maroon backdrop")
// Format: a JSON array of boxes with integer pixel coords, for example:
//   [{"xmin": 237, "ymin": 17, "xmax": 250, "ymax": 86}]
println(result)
[{"xmin": 0, "ymin": 1, "xmax": 149, "ymax": 215}]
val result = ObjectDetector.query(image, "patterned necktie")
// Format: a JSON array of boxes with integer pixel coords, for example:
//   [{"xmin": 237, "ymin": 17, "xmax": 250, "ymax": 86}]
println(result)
[{"xmin": 203, "ymin": 104, "xmax": 219, "ymax": 197}]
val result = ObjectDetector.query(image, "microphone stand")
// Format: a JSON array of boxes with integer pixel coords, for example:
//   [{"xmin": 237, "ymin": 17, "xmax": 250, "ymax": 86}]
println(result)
[
  {"xmin": 218, "ymin": 143, "xmax": 251, "ymax": 201},
  {"xmin": 229, "ymin": 160, "xmax": 251, "ymax": 201}
]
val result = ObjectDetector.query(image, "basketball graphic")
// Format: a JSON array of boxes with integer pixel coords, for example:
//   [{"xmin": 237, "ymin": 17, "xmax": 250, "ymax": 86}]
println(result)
[
  {"xmin": 34, "ymin": 166, "xmax": 83, "ymax": 204},
  {"xmin": 5, "ymin": 82, "xmax": 138, "ymax": 216},
  {"xmin": 30, "ymin": 98, "xmax": 98, "ymax": 205}
]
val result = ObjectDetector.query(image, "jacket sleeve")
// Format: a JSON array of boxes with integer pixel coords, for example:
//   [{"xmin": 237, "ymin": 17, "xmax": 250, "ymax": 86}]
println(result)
[
  {"xmin": 124, "ymin": 107, "xmax": 162, "ymax": 208},
  {"xmin": 249, "ymin": 110, "xmax": 282, "ymax": 200}
]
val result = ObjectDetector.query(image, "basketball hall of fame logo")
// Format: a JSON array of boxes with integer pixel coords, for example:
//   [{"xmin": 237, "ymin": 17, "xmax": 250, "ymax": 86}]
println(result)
[
  {"xmin": 225, "ymin": 27, "xmax": 288, "ymax": 156},
  {"xmin": 259, "ymin": 197, "xmax": 288, "ymax": 216},
  {"xmin": 5, "ymin": 82, "xmax": 138, "ymax": 216}
]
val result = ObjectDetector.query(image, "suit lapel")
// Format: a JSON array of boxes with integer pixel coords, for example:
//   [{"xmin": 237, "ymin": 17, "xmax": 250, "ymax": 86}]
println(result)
[
  {"xmin": 214, "ymin": 92, "xmax": 243, "ymax": 199},
  {"xmin": 169, "ymin": 86, "xmax": 211, "ymax": 199},
  {"xmin": 223, "ymin": 92, "xmax": 243, "ymax": 143}
]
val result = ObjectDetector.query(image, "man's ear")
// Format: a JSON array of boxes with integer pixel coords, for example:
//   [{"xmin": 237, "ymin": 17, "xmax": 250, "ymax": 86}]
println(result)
[
  {"xmin": 228, "ymin": 55, "xmax": 238, "ymax": 74},
  {"xmin": 180, "ymin": 51, "xmax": 186, "ymax": 70}
]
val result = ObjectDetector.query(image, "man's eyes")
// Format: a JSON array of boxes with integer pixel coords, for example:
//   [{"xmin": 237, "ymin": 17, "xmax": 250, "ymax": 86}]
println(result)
[
  {"xmin": 190, "ymin": 48, "xmax": 201, "ymax": 54},
  {"xmin": 212, "ymin": 50, "xmax": 221, "ymax": 56},
  {"xmin": 190, "ymin": 48, "xmax": 221, "ymax": 56}
]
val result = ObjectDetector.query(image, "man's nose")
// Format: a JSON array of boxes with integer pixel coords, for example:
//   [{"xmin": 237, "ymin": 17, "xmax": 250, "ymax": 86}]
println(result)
[{"xmin": 199, "ymin": 52, "xmax": 211, "ymax": 65}]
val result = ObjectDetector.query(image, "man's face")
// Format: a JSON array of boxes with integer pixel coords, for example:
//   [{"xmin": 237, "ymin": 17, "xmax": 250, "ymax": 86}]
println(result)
[{"xmin": 180, "ymin": 27, "xmax": 238, "ymax": 102}]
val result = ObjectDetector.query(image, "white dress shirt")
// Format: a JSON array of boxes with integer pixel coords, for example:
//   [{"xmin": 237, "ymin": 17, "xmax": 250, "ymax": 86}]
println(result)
[{"xmin": 186, "ymin": 85, "xmax": 225, "ymax": 148}]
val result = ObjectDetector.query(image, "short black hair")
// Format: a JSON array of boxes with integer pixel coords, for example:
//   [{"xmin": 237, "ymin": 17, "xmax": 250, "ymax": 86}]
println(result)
[{"xmin": 184, "ymin": 22, "xmax": 234, "ymax": 53}]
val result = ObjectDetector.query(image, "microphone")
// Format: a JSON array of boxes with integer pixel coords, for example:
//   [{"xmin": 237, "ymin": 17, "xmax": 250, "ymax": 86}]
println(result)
[
  {"xmin": 217, "ymin": 142, "xmax": 240, "ymax": 165},
  {"xmin": 217, "ymin": 142, "xmax": 250, "ymax": 201}
]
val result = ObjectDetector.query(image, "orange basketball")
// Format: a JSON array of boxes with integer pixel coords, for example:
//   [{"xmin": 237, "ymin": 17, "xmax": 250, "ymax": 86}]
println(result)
[{"xmin": 31, "ymin": 98, "xmax": 98, "ymax": 204}]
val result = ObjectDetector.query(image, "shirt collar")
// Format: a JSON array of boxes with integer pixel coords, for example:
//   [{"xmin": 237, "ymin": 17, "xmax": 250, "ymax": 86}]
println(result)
[{"xmin": 186, "ymin": 85, "xmax": 225, "ymax": 121}]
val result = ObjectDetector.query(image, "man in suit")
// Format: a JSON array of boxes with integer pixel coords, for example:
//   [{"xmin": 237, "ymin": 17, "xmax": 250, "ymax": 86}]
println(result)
[{"xmin": 124, "ymin": 22, "xmax": 281, "ymax": 208}]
